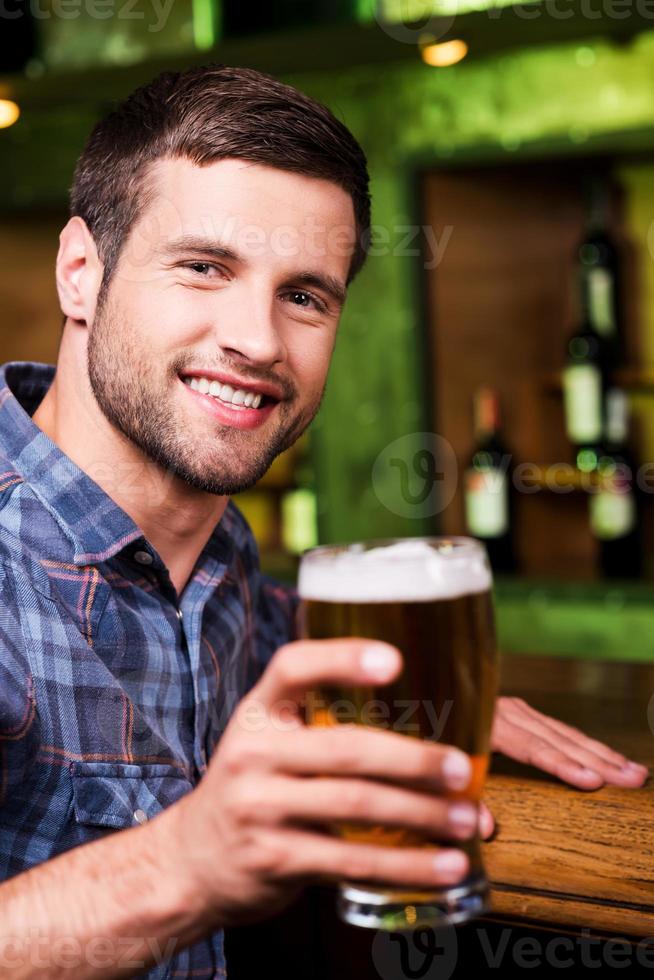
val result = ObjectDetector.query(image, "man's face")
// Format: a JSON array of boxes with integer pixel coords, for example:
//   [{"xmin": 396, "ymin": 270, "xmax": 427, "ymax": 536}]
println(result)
[{"xmin": 86, "ymin": 157, "xmax": 356, "ymax": 495}]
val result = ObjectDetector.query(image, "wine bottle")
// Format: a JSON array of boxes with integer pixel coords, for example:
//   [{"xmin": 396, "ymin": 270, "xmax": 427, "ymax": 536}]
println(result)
[
  {"xmin": 589, "ymin": 388, "xmax": 643, "ymax": 579},
  {"xmin": 562, "ymin": 316, "xmax": 607, "ymax": 472},
  {"xmin": 578, "ymin": 174, "xmax": 622, "ymax": 360},
  {"xmin": 464, "ymin": 387, "xmax": 516, "ymax": 574}
]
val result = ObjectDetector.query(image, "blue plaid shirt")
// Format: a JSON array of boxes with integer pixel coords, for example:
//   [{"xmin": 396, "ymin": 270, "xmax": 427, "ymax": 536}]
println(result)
[{"xmin": 0, "ymin": 361, "xmax": 301, "ymax": 979}]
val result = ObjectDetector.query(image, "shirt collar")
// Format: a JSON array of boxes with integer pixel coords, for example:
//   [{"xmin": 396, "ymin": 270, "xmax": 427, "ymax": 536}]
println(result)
[{"xmin": 0, "ymin": 361, "xmax": 237, "ymax": 569}]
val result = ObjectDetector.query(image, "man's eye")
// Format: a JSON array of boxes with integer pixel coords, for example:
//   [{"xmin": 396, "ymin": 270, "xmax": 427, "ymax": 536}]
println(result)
[
  {"xmin": 283, "ymin": 290, "xmax": 325, "ymax": 313},
  {"xmin": 184, "ymin": 262, "xmax": 225, "ymax": 277}
]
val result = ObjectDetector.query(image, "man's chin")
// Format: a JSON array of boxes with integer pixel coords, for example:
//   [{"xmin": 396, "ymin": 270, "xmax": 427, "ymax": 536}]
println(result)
[{"xmin": 159, "ymin": 455, "xmax": 275, "ymax": 496}]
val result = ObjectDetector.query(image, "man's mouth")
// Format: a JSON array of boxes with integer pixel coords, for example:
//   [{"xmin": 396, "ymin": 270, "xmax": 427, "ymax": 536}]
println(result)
[{"xmin": 181, "ymin": 375, "xmax": 277, "ymax": 411}]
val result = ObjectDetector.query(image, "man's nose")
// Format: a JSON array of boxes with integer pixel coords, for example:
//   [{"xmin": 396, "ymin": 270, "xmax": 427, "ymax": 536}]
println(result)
[{"xmin": 214, "ymin": 292, "xmax": 286, "ymax": 367}]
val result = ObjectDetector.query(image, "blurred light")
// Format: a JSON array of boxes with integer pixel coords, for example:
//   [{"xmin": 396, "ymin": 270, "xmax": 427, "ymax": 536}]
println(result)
[
  {"xmin": 281, "ymin": 490, "xmax": 318, "ymax": 555},
  {"xmin": 421, "ymin": 39, "xmax": 468, "ymax": 68},
  {"xmin": 24, "ymin": 59, "xmax": 45, "ymax": 80},
  {"xmin": 575, "ymin": 46, "xmax": 596, "ymax": 68},
  {"xmin": 0, "ymin": 101, "xmax": 20, "ymax": 130},
  {"xmin": 192, "ymin": 0, "xmax": 217, "ymax": 50},
  {"xmin": 577, "ymin": 449, "xmax": 598, "ymax": 473}
]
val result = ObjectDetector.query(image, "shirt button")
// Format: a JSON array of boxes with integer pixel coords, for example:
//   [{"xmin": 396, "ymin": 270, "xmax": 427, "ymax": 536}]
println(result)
[
  {"xmin": 134, "ymin": 550, "xmax": 154, "ymax": 566},
  {"xmin": 176, "ymin": 608, "xmax": 183, "ymax": 621},
  {"xmin": 133, "ymin": 809, "xmax": 148, "ymax": 825}
]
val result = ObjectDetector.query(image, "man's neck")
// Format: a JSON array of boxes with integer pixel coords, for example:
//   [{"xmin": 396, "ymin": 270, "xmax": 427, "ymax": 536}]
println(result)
[{"xmin": 32, "ymin": 357, "xmax": 228, "ymax": 599}]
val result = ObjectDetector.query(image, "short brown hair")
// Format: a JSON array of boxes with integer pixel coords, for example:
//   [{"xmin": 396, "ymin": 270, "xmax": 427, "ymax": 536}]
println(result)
[{"xmin": 68, "ymin": 62, "xmax": 371, "ymax": 307}]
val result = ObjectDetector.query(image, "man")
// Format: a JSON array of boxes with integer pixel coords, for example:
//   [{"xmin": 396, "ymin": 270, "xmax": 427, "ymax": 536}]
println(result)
[{"xmin": 0, "ymin": 63, "xmax": 646, "ymax": 979}]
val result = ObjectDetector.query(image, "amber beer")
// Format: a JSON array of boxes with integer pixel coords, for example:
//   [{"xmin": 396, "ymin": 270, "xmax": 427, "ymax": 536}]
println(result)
[{"xmin": 297, "ymin": 537, "xmax": 499, "ymax": 931}]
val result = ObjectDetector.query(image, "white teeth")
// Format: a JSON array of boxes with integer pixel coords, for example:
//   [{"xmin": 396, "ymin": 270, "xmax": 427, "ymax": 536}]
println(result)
[{"xmin": 184, "ymin": 376, "xmax": 268, "ymax": 409}]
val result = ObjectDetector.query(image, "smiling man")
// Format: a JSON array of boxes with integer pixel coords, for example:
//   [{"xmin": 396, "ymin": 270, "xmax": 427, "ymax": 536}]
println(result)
[{"xmin": 0, "ymin": 64, "xmax": 647, "ymax": 980}]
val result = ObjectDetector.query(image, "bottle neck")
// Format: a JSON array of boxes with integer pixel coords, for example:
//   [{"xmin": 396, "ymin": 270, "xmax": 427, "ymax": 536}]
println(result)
[
  {"xmin": 474, "ymin": 388, "xmax": 501, "ymax": 441},
  {"xmin": 584, "ymin": 175, "xmax": 611, "ymax": 235}
]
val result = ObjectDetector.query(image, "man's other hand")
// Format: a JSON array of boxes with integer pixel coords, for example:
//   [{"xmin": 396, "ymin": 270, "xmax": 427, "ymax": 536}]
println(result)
[{"xmin": 478, "ymin": 696, "xmax": 649, "ymax": 841}]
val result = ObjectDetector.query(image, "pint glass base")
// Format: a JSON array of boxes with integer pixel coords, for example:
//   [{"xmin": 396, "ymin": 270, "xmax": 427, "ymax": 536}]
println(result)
[{"xmin": 338, "ymin": 874, "xmax": 489, "ymax": 931}]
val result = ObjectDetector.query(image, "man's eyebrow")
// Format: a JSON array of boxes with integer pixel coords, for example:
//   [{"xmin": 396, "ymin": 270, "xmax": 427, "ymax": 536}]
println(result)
[
  {"xmin": 159, "ymin": 235, "xmax": 239, "ymax": 264},
  {"xmin": 159, "ymin": 234, "xmax": 347, "ymax": 310}
]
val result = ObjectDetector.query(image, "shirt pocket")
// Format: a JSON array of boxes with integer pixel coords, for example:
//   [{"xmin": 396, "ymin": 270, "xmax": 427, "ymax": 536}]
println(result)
[{"xmin": 68, "ymin": 761, "xmax": 194, "ymax": 830}]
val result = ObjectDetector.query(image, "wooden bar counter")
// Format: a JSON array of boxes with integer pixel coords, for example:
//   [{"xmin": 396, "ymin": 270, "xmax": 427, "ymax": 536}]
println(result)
[
  {"xmin": 225, "ymin": 652, "xmax": 654, "ymax": 978},
  {"xmin": 484, "ymin": 652, "xmax": 654, "ymax": 938}
]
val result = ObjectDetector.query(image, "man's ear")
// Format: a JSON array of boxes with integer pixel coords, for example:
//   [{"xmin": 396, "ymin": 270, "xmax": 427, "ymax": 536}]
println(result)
[{"xmin": 55, "ymin": 217, "xmax": 104, "ymax": 326}]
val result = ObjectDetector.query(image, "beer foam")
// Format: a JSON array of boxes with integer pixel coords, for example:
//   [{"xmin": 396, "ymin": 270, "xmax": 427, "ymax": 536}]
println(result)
[{"xmin": 298, "ymin": 539, "xmax": 492, "ymax": 603}]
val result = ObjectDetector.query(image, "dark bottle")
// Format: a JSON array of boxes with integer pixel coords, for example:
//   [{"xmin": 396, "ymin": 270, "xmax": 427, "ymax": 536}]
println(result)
[
  {"xmin": 578, "ymin": 174, "xmax": 622, "ymax": 362},
  {"xmin": 562, "ymin": 317, "xmax": 608, "ymax": 472},
  {"xmin": 464, "ymin": 388, "xmax": 516, "ymax": 574},
  {"xmin": 589, "ymin": 388, "xmax": 643, "ymax": 579}
]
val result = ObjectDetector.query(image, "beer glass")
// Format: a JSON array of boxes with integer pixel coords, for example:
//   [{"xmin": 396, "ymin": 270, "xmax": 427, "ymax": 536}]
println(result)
[{"xmin": 297, "ymin": 536, "xmax": 499, "ymax": 931}]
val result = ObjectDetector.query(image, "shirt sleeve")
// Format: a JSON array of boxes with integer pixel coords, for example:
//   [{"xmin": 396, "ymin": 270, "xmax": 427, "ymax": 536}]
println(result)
[{"xmin": 0, "ymin": 563, "xmax": 40, "ymax": 802}]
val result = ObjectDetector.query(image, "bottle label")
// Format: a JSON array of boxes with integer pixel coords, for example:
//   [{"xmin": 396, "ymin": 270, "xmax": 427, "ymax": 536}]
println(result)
[
  {"xmin": 587, "ymin": 267, "xmax": 615, "ymax": 338},
  {"xmin": 590, "ymin": 488, "xmax": 636, "ymax": 540},
  {"xmin": 562, "ymin": 363, "xmax": 603, "ymax": 444},
  {"xmin": 465, "ymin": 469, "xmax": 509, "ymax": 538}
]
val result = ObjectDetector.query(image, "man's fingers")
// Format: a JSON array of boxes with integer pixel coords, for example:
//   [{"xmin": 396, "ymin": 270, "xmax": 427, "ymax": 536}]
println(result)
[
  {"xmin": 222, "ymin": 723, "xmax": 474, "ymax": 794},
  {"xmin": 252, "ymin": 638, "xmax": 402, "ymax": 709},
  {"xmin": 500, "ymin": 725, "xmax": 616, "ymax": 788},
  {"xmin": 479, "ymin": 802, "xmax": 495, "ymax": 840},
  {"xmin": 513, "ymin": 698, "xmax": 646, "ymax": 775},
  {"xmin": 281, "ymin": 726, "xmax": 474, "ymax": 793},
  {"xmin": 241, "ymin": 774, "xmax": 480, "ymax": 842},
  {"xmin": 252, "ymin": 827, "xmax": 470, "ymax": 889},
  {"xmin": 495, "ymin": 699, "xmax": 648, "ymax": 788}
]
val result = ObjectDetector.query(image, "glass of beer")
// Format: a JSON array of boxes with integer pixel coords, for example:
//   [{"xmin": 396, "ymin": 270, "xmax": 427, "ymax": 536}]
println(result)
[{"xmin": 297, "ymin": 536, "xmax": 499, "ymax": 931}]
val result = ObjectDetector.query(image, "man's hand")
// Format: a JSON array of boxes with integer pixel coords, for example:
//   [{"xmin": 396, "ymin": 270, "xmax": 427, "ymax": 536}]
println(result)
[
  {"xmin": 175, "ymin": 638, "xmax": 482, "ymax": 930},
  {"xmin": 477, "ymin": 696, "xmax": 649, "ymax": 841}
]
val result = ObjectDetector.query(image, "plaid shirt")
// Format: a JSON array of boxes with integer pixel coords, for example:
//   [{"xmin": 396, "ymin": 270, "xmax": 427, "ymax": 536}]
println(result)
[{"xmin": 0, "ymin": 361, "xmax": 301, "ymax": 979}]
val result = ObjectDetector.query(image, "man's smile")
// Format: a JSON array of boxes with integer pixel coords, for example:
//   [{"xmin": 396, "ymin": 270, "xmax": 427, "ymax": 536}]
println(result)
[{"xmin": 179, "ymin": 374, "xmax": 279, "ymax": 430}]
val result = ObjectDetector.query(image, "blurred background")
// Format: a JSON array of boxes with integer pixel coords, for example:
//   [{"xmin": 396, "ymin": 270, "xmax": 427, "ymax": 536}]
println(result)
[{"xmin": 4, "ymin": 0, "xmax": 654, "ymax": 660}]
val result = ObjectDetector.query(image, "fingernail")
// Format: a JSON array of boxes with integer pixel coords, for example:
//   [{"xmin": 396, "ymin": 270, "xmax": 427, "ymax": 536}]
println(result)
[
  {"xmin": 624, "ymin": 761, "xmax": 648, "ymax": 772},
  {"xmin": 449, "ymin": 803, "xmax": 477, "ymax": 835},
  {"xmin": 360, "ymin": 643, "xmax": 399, "ymax": 680},
  {"xmin": 480, "ymin": 810, "xmax": 495, "ymax": 837},
  {"xmin": 442, "ymin": 751, "xmax": 472, "ymax": 790},
  {"xmin": 433, "ymin": 850, "xmax": 468, "ymax": 878}
]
